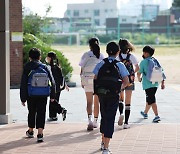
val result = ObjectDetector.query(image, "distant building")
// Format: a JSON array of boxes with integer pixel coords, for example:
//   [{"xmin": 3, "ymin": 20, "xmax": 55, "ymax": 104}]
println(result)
[{"xmin": 64, "ymin": 0, "xmax": 118, "ymax": 27}]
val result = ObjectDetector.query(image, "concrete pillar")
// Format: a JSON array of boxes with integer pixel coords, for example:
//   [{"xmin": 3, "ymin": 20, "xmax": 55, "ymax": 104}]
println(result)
[{"xmin": 0, "ymin": 0, "xmax": 12, "ymax": 124}]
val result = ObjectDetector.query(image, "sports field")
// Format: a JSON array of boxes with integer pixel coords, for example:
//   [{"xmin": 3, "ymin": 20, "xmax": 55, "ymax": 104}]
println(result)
[{"xmin": 52, "ymin": 45, "xmax": 180, "ymax": 84}]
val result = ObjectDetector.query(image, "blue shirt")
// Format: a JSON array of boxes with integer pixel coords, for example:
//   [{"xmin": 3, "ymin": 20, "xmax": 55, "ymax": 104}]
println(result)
[
  {"xmin": 93, "ymin": 57, "xmax": 129, "ymax": 78},
  {"xmin": 139, "ymin": 57, "xmax": 159, "ymax": 90}
]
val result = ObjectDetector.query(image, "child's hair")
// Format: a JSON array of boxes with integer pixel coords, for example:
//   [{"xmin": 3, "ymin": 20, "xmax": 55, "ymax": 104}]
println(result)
[
  {"xmin": 106, "ymin": 42, "xmax": 119, "ymax": 55},
  {"xmin": 47, "ymin": 51, "xmax": 60, "ymax": 67},
  {"xmin": 143, "ymin": 45, "xmax": 155, "ymax": 56},
  {"xmin": 88, "ymin": 37, "xmax": 99, "ymax": 47},
  {"xmin": 29, "ymin": 48, "xmax": 41, "ymax": 60},
  {"xmin": 91, "ymin": 43, "xmax": 100, "ymax": 59},
  {"xmin": 119, "ymin": 38, "xmax": 133, "ymax": 54}
]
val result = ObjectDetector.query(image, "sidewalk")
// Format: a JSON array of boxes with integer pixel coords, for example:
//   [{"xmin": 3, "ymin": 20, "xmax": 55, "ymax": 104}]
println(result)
[{"xmin": 0, "ymin": 75, "xmax": 180, "ymax": 154}]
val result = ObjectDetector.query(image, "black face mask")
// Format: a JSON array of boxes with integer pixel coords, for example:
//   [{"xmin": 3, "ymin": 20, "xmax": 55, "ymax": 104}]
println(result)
[{"xmin": 142, "ymin": 55, "xmax": 145, "ymax": 59}]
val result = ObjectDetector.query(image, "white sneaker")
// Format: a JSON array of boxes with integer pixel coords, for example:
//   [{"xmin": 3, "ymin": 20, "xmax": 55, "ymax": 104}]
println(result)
[
  {"xmin": 87, "ymin": 121, "xmax": 94, "ymax": 131},
  {"xmin": 123, "ymin": 124, "xmax": 130, "ymax": 129},
  {"xmin": 102, "ymin": 148, "xmax": 112, "ymax": 154},
  {"xmin": 118, "ymin": 115, "xmax": 124, "ymax": 126},
  {"xmin": 93, "ymin": 121, "xmax": 98, "ymax": 128}
]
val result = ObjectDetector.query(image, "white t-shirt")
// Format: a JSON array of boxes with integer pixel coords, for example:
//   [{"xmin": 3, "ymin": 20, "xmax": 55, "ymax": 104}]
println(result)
[
  {"xmin": 79, "ymin": 51, "xmax": 104, "ymax": 67},
  {"xmin": 117, "ymin": 53, "xmax": 138, "ymax": 66}
]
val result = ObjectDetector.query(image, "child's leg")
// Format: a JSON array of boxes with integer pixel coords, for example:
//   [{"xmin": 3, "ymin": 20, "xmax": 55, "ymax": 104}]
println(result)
[
  {"xmin": 152, "ymin": 103, "xmax": 158, "ymax": 116},
  {"xmin": 93, "ymin": 94, "xmax": 99, "ymax": 119},
  {"xmin": 85, "ymin": 92, "xmax": 93, "ymax": 122},
  {"xmin": 124, "ymin": 90, "xmax": 132, "ymax": 124},
  {"xmin": 144, "ymin": 103, "xmax": 151, "ymax": 114},
  {"xmin": 119, "ymin": 91, "xmax": 124, "ymax": 115}
]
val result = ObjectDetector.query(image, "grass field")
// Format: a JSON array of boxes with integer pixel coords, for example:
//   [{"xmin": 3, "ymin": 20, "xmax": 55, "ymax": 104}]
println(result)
[{"xmin": 52, "ymin": 45, "xmax": 180, "ymax": 84}]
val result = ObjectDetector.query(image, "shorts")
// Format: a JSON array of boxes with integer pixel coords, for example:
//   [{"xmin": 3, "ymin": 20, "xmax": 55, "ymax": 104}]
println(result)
[
  {"xmin": 145, "ymin": 87, "xmax": 157, "ymax": 105},
  {"xmin": 81, "ymin": 75, "xmax": 94, "ymax": 92}
]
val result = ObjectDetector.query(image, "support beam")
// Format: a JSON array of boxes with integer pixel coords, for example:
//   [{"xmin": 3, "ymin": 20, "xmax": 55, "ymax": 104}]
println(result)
[{"xmin": 0, "ymin": 0, "xmax": 12, "ymax": 124}]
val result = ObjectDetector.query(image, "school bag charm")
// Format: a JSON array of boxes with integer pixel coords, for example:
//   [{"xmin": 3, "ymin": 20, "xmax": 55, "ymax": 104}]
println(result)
[
  {"xmin": 28, "ymin": 64, "xmax": 51, "ymax": 96},
  {"xmin": 146, "ymin": 57, "xmax": 166, "ymax": 84},
  {"xmin": 94, "ymin": 58, "xmax": 122, "ymax": 97},
  {"xmin": 119, "ymin": 54, "xmax": 135, "ymax": 84}
]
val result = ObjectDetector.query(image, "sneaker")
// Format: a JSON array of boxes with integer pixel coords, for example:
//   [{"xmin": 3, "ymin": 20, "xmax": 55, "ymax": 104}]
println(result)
[
  {"xmin": 87, "ymin": 121, "xmax": 94, "ymax": 131},
  {"xmin": 26, "ymin": 130, "xmax": 34, "ymax": 138},
  {"xmin": 153, "ymin": 116, "xmax": 161, "ymax": 122},
  {"xmin": 37, "ymin": 134, "xmax": 43, "ymax": 143},
  {"xmin": 100, "ymin": 142, "xmax": 104, "ymax": 151},
  {"xmin": 102, "ymin": 148, "xmax": 112, "ymax": 154},
  {"xmin": 123, "ymin": 124, "xmax": 130, "ymax": 129},
  {"xmin": 93, "ymin": 121, "xmax": 98, "ymax": 128},
  {"xmin": 62, "ymin": 108, "xmax": 67, "ymax": 121},
  {"xmin": 118, "ymin": 115, "xmax": 124, "ymax": 126},
  {"xmin": 140, "ymin": 111, "xmax": 148, "ymax": 119},
  {"xmin": 47, "ymin": 117, "xmax": 58, "ymax": 121}
]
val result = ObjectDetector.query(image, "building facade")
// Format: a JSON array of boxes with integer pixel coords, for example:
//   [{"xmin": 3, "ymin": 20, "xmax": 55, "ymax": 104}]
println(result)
[{"xmin": 64, "ymin": 0, "xmax": 118, "ymax": 27}]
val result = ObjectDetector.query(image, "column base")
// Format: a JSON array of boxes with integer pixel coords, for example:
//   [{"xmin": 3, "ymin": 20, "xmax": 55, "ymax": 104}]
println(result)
[{"xmin": 0, "ymin": 113, "xmax": 12, "ymax": 124}]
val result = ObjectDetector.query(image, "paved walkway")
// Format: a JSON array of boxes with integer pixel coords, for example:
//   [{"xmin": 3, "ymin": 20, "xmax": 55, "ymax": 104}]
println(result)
[{"xmin": 0, "ymin": 75, "xmax": 180, "ymax": 154}]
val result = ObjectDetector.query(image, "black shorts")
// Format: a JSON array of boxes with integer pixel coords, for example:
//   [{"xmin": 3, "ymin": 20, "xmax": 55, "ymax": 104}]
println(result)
[{"xmin": 145, "ymin": 87, "xmax": 157, "ymax": 105}]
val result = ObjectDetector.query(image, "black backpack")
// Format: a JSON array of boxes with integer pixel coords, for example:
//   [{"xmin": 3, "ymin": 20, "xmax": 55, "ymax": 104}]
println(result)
[
  {"xmin": 119, "ymin": 54, "xmax": 135, "ymax": 83},
  {"xmin": 94, "ymin": 58, "xmax": 122, "ymax": 97}
]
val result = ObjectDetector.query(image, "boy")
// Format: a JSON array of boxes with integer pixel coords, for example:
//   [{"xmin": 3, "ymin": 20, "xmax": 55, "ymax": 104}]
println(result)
[
  {"xmin": 93, "ymin": 42, "xmax": 129, "ymax": 154},
  {"xmin": 137, "ymin": 45, "xmax": 165, "ymax": 122},
  {"xmin": 20, "ymin": 48, "xmax": 56, "ymax": 142}
]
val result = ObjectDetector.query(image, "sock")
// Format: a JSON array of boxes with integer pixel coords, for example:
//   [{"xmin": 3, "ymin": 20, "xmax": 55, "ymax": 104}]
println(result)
[
  {"xmin": 125, "ymin": 104, "xmax": 131, "ymax": 124},
  {"xmin": 88, "ymin": 114, "xmax": 92, "ymax": 123},
  {"xmin": 94, "ymin": 117, "xmax": 98, "ymax": 122},
  {"xmin": 119, "ymin": 101, "xmax": 124, "ymax": 115}
]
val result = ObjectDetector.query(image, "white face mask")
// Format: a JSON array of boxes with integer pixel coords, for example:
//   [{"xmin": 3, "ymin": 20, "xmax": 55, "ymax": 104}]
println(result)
[{"xmin": 45, "ymin": 57, "xmax": 49, "ymax": 63}]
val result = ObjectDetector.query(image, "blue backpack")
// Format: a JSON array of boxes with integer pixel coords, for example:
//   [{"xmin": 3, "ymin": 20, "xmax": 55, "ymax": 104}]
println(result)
[{"xmin": 28, "ymin": 64, "xmax": 51, "ymax": 97}]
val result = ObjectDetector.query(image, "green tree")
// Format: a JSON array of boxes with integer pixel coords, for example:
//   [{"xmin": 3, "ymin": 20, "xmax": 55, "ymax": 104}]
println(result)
[{"xmin": 172, "ymin": 0, "xmax": 180, "ymax": 7}]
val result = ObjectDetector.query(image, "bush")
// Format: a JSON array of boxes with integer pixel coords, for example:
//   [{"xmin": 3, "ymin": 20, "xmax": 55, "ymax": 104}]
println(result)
[{"xmin": 23, "ymin": 34, "xmax": 73, "ymax": 81}]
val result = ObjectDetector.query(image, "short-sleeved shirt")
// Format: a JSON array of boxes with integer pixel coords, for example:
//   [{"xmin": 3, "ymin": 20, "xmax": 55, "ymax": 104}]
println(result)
[
  {"xmin": 139, "ymin": 57, "xmax": 158, "ymax": 90},
  {"xmin": 116, "ymin": 53, "xmax": 139, "ymax": 66},
  {"xmin": 93, "ymin": 57, "xmax": 129, "ymax": 78},
  {"xmin": 79, "ymin": 51, "xmax": 104, "ymax": 67}
]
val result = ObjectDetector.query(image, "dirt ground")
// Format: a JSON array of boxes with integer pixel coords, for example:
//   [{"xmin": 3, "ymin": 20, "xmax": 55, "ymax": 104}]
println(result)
[{"xmin": 53, "ymin": 45, "xmax": 180, "ymax": 84}]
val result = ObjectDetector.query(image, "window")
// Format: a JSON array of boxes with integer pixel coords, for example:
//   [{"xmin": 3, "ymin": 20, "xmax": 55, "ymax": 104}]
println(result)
[
  {"xmin": 84, "ymin": 9, "xmax": 89, "ymax": 14},
  {"xmin": 73, "ymin": 10, "xmax": 79, "ymax": 17},
  {"xmin": 94, "ymin": 19, "xmax": 100, "ymax": 26},
  {"xmin": 122, "ymin": 18, "xmax": 127, "ymax": 22},
  {"xmin": 94, "ymin": 10, "xmax": 100, "ymax": 16}
]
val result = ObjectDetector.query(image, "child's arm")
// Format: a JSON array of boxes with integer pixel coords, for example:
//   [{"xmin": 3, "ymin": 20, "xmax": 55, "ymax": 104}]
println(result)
[
  {"xmin": 137, "ymin": 72, "xmax": 142, "ymax": 82},
  {"xmin": 161, "ymin": 80, "xmax": 165, "ymax": 89}
]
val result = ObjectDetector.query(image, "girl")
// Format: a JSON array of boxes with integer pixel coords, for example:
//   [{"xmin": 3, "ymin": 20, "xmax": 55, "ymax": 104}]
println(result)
[
  {"xmin": 79, "ymin": 37, "xmax": 104, "ymax": 131},
  {"xmin": 46, "ymin": 52, "xmax": 69, "ymax": 122},
  {"xmin": 118, "ymin": 39, "xmax": 139, "ymax": 129}
]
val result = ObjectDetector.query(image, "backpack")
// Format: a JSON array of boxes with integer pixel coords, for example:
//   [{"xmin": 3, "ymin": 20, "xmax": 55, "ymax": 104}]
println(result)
[
  {"xmin": 28, "ymin": 64, "xmax": 51, "ymax": 97},
  {"xmin": 119, "ymin": 54, "xmax": 135, "ymax": 83},
  {"xmin": 94, "ymin": 58, "xmax": 122, "ymax": 97},
  {"xmin": 146, "ymin": 57, "xmax": 166, "ymax": 84},
  {"xmin": 82, "ymin": 53, "xmax": 100, "ymax": 75}
]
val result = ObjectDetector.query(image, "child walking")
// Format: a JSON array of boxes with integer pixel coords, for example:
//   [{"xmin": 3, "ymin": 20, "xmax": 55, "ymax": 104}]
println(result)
[
  {"xmin": 46, "ymin": 51, "xmax": 69, "ymax": 122},
  {"xmin": 117, "ymin": 39, "xmax": 139, "ymax": 129},
  {"xmin": 93, "ymin": 42, "xmax": 129, "ymax": 154},
  {"xmin": 137, "ymin": 45, "xmax": 166, "ymax": 122},
  {"xmin": 79, "ymin": 37, "xmax": 104, "ymax": 131},
  {"xmin": 20, "ymin": 48, "xmax": 56, "ymax": 142}
]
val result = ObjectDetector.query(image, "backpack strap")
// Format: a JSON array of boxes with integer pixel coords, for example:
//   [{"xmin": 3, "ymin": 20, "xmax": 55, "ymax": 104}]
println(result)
[
  {"xmin": 126, "ymin": 53, "xmax": 131, "ymax": 60},
  {"xmin": 119, "ymin": 54, "xmax": 123, "ymax": 61}
]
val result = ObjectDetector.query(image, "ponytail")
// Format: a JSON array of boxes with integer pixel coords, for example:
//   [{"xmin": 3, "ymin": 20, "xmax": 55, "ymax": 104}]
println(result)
[{"xmin": 91, "ymin": 43, "xmax": 100, "ymax": 59}]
